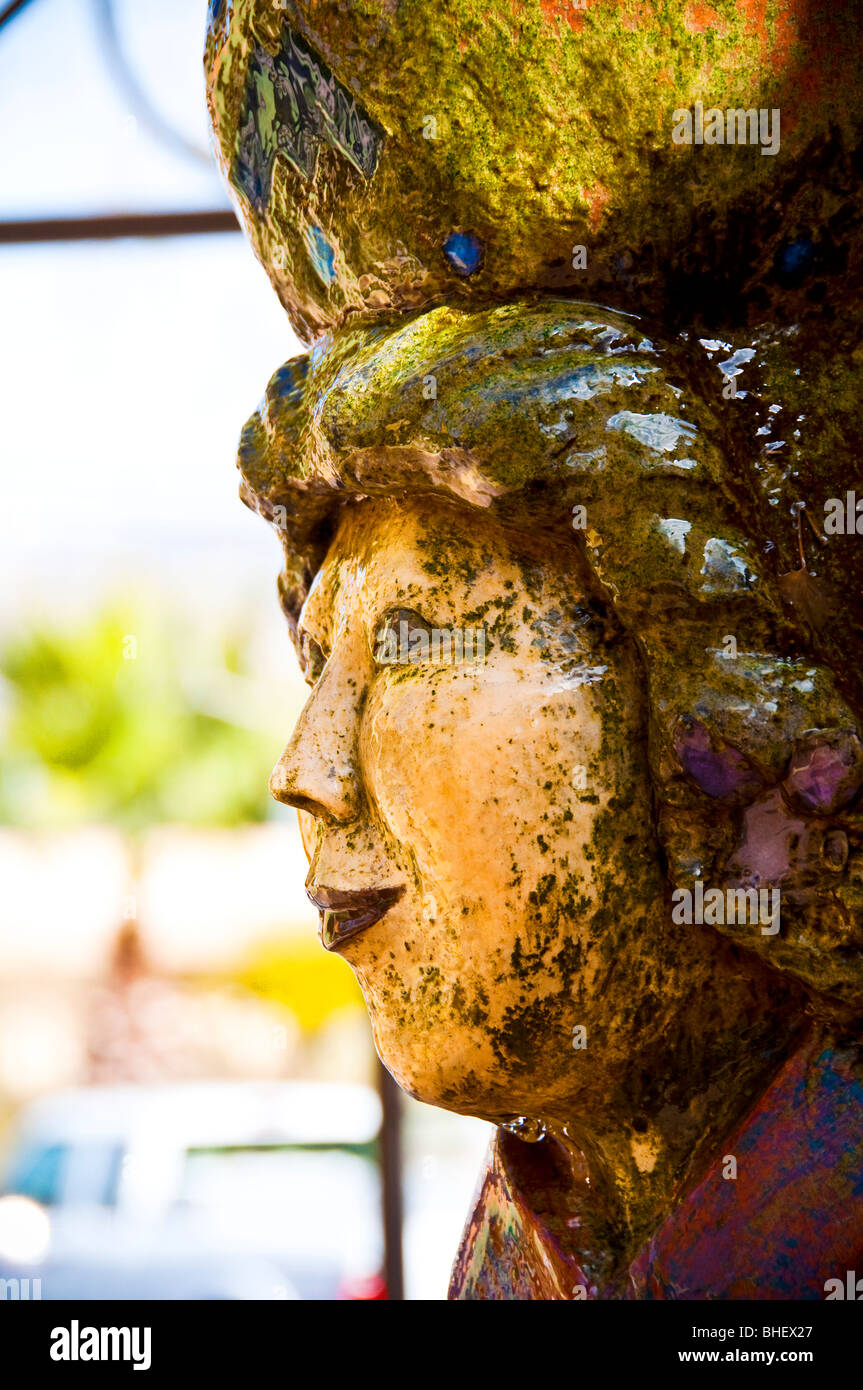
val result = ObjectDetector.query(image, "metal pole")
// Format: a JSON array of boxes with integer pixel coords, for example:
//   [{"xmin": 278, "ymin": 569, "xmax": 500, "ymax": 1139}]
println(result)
[
  {"xmin": 0, "ymin": 211, "xmax": 239, "ymax": 244},
  {"xmin": 376, "ymin": 1057, "xmax": 404, "ymax": 1301},
  {"xmin": 0, "ymin": 0, "xmax": 37, "ymax": 34}
]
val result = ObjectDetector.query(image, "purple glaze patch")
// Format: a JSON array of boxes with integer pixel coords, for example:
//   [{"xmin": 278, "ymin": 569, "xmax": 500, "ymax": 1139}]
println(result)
[
  {"xmin": 673, "ymin": 716, "xmax": 763, "ymax": 803},
  {"xmin": 783, "ymin": 731, "xmax": 863, "ymax": 815},
  {"xmin": 727, "ymin": 787, "xmax": 810, "ymax": 886}
]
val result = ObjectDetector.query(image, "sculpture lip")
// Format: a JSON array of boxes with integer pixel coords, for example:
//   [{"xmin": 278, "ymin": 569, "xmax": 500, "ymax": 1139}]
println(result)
[{"xmin": 306, "ymin": 883, "xmax": 405, "ymax": 952}]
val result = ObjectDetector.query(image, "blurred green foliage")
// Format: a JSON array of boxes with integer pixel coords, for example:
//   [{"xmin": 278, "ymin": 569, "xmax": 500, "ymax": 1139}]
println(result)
[
  {"xmin": 0, "ymin": 603, "xmax": 367, "ymax": 1038},
  {"xmin": 0, "ymin": 603, "xmax": 280, "ymax": 830}
]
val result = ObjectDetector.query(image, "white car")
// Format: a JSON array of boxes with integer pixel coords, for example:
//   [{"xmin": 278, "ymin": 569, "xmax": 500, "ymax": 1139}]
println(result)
[{"xmin": 0, "ymin": 1080, "xmax": 385, "ymax": 1300}]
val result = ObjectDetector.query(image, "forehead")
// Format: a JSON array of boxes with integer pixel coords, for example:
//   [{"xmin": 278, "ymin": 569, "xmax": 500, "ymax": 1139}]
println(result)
[
  {"xmin": 297, "ymin": 498, "xmax": 483, "ymax": 630},
  {"xmin": 295, "ymin": 496, "xmax": 580, "ymax": 634}
]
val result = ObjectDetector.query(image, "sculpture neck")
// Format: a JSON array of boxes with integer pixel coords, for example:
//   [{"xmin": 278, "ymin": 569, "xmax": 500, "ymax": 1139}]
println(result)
[
  {"xmin": 544, "ymin": 955, "xmax": 807, "ymax": 1262},
  {"xmin": 452, "ymin": 1021, "xmax": 863, "ymax": 1299}
]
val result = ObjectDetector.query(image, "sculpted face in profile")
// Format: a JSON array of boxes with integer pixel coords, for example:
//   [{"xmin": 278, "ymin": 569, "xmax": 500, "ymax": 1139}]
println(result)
[
  {"xmin": 206, "ymin": 1, "xmax": 863, "ymax": 1298},
  {"xmin": 271, "ymin": 495, "xmax": 784, "ymax": 1166},
  {"xmin": 273, "ymin": 495, "xmax": 656, "ymax": 1116},
  {"xmin": 265, "ymin": 482, "xmax": 818, "ymax": 1275}
]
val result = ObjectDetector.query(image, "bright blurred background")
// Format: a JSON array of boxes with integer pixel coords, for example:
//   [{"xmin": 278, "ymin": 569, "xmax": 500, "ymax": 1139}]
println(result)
[{"xmin": 0, "ymin": 0, "xmax": 490, "ymax": 1300}]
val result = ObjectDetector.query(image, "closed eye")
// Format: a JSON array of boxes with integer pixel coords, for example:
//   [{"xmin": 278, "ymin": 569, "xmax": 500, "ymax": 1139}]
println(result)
[{"xmin": 373, "ymin": 607, "xmax": 435, "ymax": 665}]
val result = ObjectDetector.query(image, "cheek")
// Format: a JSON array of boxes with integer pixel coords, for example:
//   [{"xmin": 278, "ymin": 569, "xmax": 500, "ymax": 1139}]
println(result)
[{"xmin": 360, "ymin": 667, "xmax": 605, "ymax": 904}]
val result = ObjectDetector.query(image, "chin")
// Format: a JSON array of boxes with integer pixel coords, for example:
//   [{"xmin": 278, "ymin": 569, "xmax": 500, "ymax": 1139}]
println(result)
[{"xmin": 364, "ymin": 1005, "xmax": 553, "ymax": 1122}]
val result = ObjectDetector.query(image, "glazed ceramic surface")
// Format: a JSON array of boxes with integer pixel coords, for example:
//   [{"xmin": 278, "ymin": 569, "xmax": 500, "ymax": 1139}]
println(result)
[{"xmin": 206, "ymin": 1, "xmax": 863, "ymax": 1298}]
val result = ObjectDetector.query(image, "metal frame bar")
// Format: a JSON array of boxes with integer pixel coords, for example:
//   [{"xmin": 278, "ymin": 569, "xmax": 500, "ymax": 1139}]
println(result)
[
  {"xmin": 0, "ymin": 0, "xmax": 37, "ymax": 33},
  {"xmin": 0, "ymin": 211, "xmax": 240, "ymax": 244}
]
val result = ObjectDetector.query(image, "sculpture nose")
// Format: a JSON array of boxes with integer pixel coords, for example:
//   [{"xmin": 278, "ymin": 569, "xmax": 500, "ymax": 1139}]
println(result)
[{"xmin": 268, "ymin": 655, "xmax": 364, "ymax": 824}]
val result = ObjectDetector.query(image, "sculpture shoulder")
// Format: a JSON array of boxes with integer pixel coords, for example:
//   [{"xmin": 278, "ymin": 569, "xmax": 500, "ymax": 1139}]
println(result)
[
  {"xmin": 449, "ymin": 1037, "xmax": 863, "ymax": 1301},
  {"xmin": 448, "ymin": 1129, "xmax": 596, "ymax": 1301}
]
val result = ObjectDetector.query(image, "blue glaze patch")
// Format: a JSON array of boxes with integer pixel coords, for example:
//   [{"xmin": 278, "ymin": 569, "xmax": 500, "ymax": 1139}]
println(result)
[
  {"xmin": 304, "ymin": 225, "xmax": 337, "ymax": 286},
  {"xmin": 206, "ymin": 0, "xmax": 233, "ymax": 54},
  {"xmin": 207, "ymin": 0, "xmax": 232, "ymax": 35},
  {"xmin": 232, "ymin": 26, "xmax": 383, "ymax": 216},
  {"xmin": 775, "ymin": 237, "xmax": 815, "ymax": 285},
  {"xmin": 443, "ymin": 232, "xmax": 483, "ymax": 276},
  {"xmin": 271, "ymin": 355, "xmax": 310, "ymax": 408}
]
